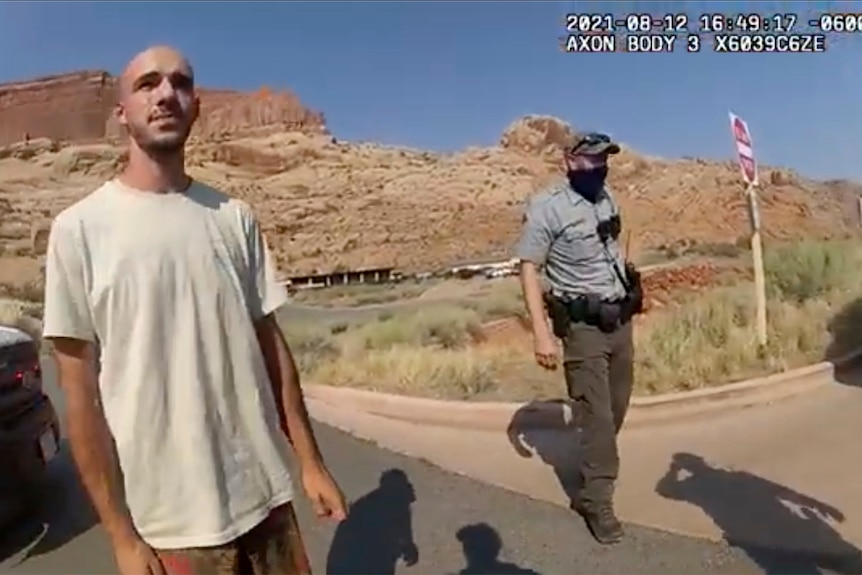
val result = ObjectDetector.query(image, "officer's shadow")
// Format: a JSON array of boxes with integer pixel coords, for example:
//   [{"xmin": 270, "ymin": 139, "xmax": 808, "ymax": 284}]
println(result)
[
  {"xmin": 506, "ymin": 400, "xmax": 584, "ymax": 510},
  {"xmin": 326, "ymin": 468, "xmax": 419, "ymax": 575},
  {"xmin": 656, "ymin": 452, "xmax": 862, "ymax": 575}
]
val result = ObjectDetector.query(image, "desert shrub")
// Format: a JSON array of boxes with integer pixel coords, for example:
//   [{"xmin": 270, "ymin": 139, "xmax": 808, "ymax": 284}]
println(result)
[
  {"xmin": 343, "ymin": 306, "xmax": 483, "ymax": 352},
  {"xmin": 290, "ymin": 279, "xmax": 434, "ymax": 307},
  {"xmin": 634, "ymin": 281, "xmax": 848, "ymax": 394},
  {"xmin": 467, "ymin": 280, "xmax": 527, "ymax": 322},
  {"xmin": 310, "ymin": 345, "xmax": 497, "ymax": 399},
  {"xmin": 764, "ymin": 240, "xmax": 857, "ymax": 303}
]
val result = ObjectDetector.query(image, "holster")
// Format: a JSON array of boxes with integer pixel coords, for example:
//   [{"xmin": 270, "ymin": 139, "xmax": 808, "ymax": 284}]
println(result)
[
  {"xmin": 543, "ymin": 292, "xmax": 570, "ymax": 339},
  {"xmin": 546, "ymin": 293, "xmax": 626, "ymax": 335},
  {"xmin": 545, "ymin": 262, "xmax": 644, "ymax": 338},
  {"xmin": 569, "ymin": 294, "xmax": 625, "ymax": 334},
  {"xmin": 620, "ymin": 262, "xmax": 644, "ymax": 317}
]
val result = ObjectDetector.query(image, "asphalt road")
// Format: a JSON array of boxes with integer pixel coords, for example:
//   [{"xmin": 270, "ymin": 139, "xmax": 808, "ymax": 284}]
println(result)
[{"xmin": 0, "ymin": 361, "xmax": 771, "ymax": 575}]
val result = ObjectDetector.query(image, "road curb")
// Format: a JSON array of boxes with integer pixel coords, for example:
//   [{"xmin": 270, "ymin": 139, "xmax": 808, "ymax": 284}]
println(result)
[{"xmin": 304, "ymin": 348, "xmax": 862, "ymax": 432}]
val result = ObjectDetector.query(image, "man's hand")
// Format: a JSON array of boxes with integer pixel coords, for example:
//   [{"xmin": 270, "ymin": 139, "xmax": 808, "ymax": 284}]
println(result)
[
  {"xmin": 302, "ymin": 465, "xmax": 348, "ymax": 522},
  {"xmin": 533, "ymin": 332, "xmax": 560, "ymax": 370},
  {"xmin": 113, "ymin": 536, "xmax": 165, "ymax": 575},
  {"xmin": 402, "ymin": 542, "xmax": 419, "ymax": 566}
]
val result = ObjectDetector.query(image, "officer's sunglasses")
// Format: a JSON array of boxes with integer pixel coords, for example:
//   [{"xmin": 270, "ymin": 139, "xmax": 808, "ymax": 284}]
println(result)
[{"xmin": 568, "ymin": 133, "xmax": 612, "ymax": 155}]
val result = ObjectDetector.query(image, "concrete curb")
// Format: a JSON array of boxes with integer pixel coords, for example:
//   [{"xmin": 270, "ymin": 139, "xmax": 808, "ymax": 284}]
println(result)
[{"xmin": 304, "ymin": 348, "xmax": 862, "ymax": 432}]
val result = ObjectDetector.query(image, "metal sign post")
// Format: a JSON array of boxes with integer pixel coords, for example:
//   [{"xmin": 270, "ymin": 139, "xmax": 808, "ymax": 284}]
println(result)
[{"xmin": 729, "ymin": 111, "xmax": 767, "ymax": 349}]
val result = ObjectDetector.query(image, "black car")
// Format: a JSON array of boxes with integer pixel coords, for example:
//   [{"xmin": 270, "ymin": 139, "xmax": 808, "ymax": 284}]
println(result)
[{"xmin": 0, "ymin": 325, "xmax": 61, "ymax": 528}]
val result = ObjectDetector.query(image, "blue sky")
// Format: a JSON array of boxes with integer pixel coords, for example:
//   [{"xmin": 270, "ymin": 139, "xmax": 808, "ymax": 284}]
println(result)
[{"xmin": 0, "ymin": 1, "xmax": 859, "ymax": 180}]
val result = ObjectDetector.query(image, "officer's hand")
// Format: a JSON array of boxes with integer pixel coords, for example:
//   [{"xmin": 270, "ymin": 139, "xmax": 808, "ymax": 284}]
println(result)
[{"xmin": 533, "ymin": 334, "xmax": 560, "ymax": 370}]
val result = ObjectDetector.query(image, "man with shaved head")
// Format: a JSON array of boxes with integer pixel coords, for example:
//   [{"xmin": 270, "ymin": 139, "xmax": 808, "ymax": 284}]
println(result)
[{"xmin": 42, "ymin": 46, "xmax": 346, "ymax": 574}]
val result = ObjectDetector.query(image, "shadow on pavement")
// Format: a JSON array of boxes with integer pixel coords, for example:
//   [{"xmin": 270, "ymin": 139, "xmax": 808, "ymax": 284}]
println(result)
[
  {"xmin": 506, "ymin": 400, "xmax": 582, "ymax": 510},
  {"xmin": 453, "ymin": 522, "xmax": 541, "ymax": 575},
  {"xmin": 0, "ymin": 439, "xmax": 97, "ymax": 567},
  {"xmin": 326, "ymin": 468, "xmax": 419, "ymax": 575},
  {"xmin": 656, "ymin": 452, "xmax": 862, "ymax": 575}
]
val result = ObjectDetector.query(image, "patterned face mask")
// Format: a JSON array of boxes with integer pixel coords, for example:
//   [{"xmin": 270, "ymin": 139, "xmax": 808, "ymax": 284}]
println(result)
[{"xmin": 567, "ymin": 165, "xmax": 608, "ymax": 202}]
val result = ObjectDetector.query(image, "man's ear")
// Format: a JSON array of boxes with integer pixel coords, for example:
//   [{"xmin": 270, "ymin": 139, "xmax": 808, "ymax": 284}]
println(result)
[
  {"xmin": 114, "ymin": 102, "xmax": 128, "ymax": 128},
  {"xmin": 191, "ymin": 95, "xmax": 200, "ymax": 124}
]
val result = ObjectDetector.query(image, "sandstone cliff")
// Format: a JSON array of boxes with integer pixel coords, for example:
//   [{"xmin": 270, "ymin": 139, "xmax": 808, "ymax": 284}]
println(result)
[
  {"xmin": 0, "ymin": 70, "xmax": 327, "ymax": 146},
  {"xmin": 0, "ymin": 71, "xmax": 115, "ymax": 146}
]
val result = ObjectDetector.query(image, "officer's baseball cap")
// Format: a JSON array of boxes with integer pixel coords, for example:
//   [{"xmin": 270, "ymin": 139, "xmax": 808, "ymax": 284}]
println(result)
[{"xmin": 566, "ymin": 132, "xmax": 620, "ymax": 157}]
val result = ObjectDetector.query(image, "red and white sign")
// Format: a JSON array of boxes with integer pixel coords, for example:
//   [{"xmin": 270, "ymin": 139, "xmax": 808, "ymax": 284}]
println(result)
[{"xmin": 728, "ymin": 111, "xmax": 758, "ymax": 186}]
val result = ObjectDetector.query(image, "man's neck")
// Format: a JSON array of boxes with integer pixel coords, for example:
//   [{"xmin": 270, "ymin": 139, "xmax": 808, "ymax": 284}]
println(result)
[{"xmin": 119, "ymin": 148, "xmax": 189, "ymax": 193}]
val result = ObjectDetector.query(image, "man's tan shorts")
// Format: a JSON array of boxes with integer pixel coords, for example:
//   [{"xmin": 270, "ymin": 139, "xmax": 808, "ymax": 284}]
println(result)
[{"xmin": 156, "ymin": 503, "xmax": 312, "ymax": 575}]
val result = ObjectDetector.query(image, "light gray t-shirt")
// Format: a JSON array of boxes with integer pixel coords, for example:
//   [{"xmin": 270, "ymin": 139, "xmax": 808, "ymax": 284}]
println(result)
[
  {"xmin": 515, "ymin": 179, "xmax": 627, "ymax": 300},
  {"xmin": 42, "ymin": 179, "xmax": 294, "ymax": 549}
]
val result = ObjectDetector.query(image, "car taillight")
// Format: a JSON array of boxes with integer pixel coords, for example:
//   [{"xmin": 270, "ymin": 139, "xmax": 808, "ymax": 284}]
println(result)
[{"xmin": 15, "ymin": 362, "xmax": 41, "ymax": 390}]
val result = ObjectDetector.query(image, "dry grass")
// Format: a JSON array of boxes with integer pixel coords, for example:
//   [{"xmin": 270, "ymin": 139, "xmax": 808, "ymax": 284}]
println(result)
[
  {"xmin": 635, "ymin": 239, "xmax": 862, "ymax": 394},
  {"xmin": 461, "ymin": 279, "xmax": 528, "ymax": 322},
  {"xmin": 290, "ymin": 281, "xmax": 433, "ymax": 307},
  {"xmin": 635, "ymin": 285, "xmax": 845, "ymax": 394},
  {"xmin": 312, "ymin": 345, "xmax": 499, "ymax": 399},
  {"xmin": 283, "ymin": 240, "xmax": 862, "ymax": 401}
]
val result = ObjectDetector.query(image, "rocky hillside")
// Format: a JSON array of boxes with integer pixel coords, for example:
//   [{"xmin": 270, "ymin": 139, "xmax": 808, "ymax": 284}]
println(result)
[
  {"xmin": 0, "ymin": 71, "xmax": 860, "ymax": 287},
  {"xmin": 0, "ymin": 70, "xmax": 327, "ymax": 146}
]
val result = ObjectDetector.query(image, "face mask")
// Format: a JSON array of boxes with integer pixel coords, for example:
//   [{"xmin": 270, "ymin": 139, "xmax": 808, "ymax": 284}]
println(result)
[{"xmin": 567, "ymin": 165, "xmax": 608, "ymax": 202}]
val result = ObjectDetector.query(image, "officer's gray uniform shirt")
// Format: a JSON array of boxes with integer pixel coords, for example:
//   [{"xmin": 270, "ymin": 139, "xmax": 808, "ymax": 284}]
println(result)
[{"xmin": 516, "ymin": 179, "xmax": 627, "ymax": 300}]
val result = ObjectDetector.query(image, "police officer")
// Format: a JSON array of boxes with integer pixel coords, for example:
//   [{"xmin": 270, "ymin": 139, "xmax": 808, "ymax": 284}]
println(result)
[{"xmin": 515, "ymin": 132, "xmax": 642, "ymax": 545}]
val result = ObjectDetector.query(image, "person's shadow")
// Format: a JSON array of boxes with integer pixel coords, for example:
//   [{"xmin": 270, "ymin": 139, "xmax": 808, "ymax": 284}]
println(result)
[
  {"xmin": 656, "ymin": 452, "xmax": 862, "ymax": 574},
  {"xmin": 506, "ymin": 400, "xmax": 583, "ymax": 510},
  {"xmin": 326, "ymin": 468, "xmax": 419, "ymax": 575},
  {"xmin": 453, "ymin": 523, "xmax": 540, "ymax": 575}
]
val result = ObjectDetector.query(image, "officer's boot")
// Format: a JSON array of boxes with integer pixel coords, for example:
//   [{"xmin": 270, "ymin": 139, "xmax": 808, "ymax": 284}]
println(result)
[
  {"xmin": 576, "ymin": 481, "xmax": 624, "ymax": 545},
  {"xmin": 580, "ymin": 502, "xmax": 624, "ymax": 545}
]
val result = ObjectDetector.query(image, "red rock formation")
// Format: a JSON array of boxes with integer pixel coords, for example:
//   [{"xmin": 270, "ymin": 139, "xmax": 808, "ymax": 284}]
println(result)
[
  {"xmin": 191, "ymin": 88, "xmax": 328, "ymax": 140},
  {"xmin": 0, "ymin": 70, "xmax": 115, "ymax": 146},
  {"xmin": 0, "ymin": 70, "xmax": 327, "ymax": 146}
]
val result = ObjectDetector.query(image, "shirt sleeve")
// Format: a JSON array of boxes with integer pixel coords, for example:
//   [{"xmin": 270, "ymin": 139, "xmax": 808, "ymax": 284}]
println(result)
[
  {"xmin": 514, "ymin": 199, "xmax": 555, "ymax": 265},
  {"xmin": 243, "ymin": 209, "xmax": 289, "ymax": 321},
  {"xmin": 42, "ymin": 217, "xmax": 97, "ymax": 343}
]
